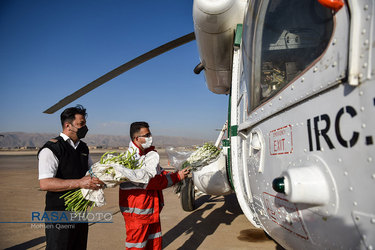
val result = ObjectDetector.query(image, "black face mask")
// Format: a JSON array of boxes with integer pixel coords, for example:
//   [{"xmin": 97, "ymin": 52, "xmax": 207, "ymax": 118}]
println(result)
[{"xmin": 76, "ymin": 125, "xmax": 88, "ymax": 139}]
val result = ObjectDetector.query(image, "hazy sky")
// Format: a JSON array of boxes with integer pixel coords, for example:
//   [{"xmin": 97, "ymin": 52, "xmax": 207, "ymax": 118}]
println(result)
[{"xmin": 0, "ymin": 0, "xmax": 229, "ymax": 140}]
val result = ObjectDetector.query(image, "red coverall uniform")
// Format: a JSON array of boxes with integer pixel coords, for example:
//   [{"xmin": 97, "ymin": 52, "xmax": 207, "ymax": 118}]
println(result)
[{"xmin": 119, "ymin": 141, "xmax": 182, "ymax": 250}]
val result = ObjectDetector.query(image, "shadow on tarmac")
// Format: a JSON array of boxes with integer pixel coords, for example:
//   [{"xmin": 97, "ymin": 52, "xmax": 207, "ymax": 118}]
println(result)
[
  {"xmin": 4, "ymin": 236, "xmax": 46, "ymax": 250},
  {"xmin": 162, "ymin": 193, "xmax": 243, "ymax": 249}
]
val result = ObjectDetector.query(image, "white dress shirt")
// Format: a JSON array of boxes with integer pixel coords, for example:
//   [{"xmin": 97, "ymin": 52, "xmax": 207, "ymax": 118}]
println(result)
[{"xmin": 38, "ymin": 133, "xmax": 93, "ymax": 180}]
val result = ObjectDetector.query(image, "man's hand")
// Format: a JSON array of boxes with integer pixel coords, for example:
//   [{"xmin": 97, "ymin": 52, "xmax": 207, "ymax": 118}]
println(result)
[
  {"xmin": 40, "ymin": 176, "xmax": 104, "ymax": 192},
  {"xmin": 79, "ymin": 176, "xmax": 105, "ymax": 190},
  {"xmin": 178, "ymin": 168, "xmax": 190, "ymax": 180}
]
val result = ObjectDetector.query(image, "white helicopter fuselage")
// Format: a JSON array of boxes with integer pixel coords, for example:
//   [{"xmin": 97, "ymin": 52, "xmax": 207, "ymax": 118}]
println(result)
[{"xmin": 194, "ymin": 0, "xmax": 375, "ymax": 249}]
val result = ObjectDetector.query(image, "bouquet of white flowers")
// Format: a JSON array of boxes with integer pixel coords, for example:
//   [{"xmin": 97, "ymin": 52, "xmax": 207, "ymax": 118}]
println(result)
[
  {"xmin": 182, "ymin": 143, "xmax": 221, "ymax": 170},
  {"xmin": 60, "ymin": 150, "xmax": 159, "ymax": 212},
  {"xmin": 166, "ymin": 143, "xmax": 221, "ymax": 194}
]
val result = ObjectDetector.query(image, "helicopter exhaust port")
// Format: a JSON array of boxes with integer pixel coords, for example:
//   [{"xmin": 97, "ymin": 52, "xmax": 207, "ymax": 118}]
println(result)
[
  {"xmin": 272, "ymin": 166, "xmax": 330, "ymax": 205},
  {"xmin": 272, "ymin": 166, "xmax": 329, "ymax": 205},
  {"xmin": 271, "ymin": 154, "xmax": 339, "ymax": 216}
]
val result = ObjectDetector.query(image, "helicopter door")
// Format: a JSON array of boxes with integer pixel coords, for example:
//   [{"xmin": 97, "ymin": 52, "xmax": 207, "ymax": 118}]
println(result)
[{"xmin": 231, "ymin": 0, "xmax": 354, "ymax": 247}]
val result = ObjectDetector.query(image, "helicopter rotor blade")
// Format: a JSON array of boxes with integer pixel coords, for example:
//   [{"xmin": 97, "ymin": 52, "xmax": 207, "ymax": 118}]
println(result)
[{"xmin": 43, "ymin": 32, "xmax": 195, "ymax": 114}]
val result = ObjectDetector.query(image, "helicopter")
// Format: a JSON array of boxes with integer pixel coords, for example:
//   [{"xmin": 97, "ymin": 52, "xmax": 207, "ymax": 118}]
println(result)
[{"xmin": 44, "ymin": 0, "xmax": 375, "ymax": 249}]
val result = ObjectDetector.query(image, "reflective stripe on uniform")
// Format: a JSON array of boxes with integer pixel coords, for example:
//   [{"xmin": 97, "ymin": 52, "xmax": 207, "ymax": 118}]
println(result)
[
  {"xmin": 125, "ymin": 231, "xmax": 162, "ymax": 248},
  {"xmin": 148, "ymin": 231, "xmax": 162, "ymax": 240},
  {"xmin": 126, "ymin": 240, "xmax": 147, "ymax": 249},
  {"xmin": 120, "ymin": 206, "xmax": 154, "ymax": 215},
  {"xmin": 166, "ymin": 174, "xmax": 173, "ymax": 187}
]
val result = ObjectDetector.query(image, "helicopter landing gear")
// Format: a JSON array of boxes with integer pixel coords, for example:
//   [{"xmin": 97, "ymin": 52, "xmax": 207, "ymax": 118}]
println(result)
[{"xmin": 180, "ymin": 177, "xmax": 195, "ymax": 211}]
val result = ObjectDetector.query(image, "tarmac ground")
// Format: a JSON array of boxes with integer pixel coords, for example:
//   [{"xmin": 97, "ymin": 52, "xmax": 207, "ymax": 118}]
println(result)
[{"xmin": 0, "ymin": 150, "xmax": 278, "ymax": 249}]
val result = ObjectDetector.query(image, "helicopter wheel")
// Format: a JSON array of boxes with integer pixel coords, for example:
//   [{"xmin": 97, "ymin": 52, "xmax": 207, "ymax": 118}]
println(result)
[{"xmin": 180, "ymin": 177, "xmax": 195, "ymax": 211}]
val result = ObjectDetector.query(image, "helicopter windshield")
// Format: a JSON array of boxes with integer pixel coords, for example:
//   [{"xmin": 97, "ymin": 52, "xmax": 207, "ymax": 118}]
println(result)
[{"xmin": 242, "ymin": 0, "xmax": 334, "ymax": 111}]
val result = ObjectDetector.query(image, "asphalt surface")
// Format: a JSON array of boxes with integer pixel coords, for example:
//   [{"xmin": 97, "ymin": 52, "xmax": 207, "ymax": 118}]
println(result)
[{"xmin": 0, "ymin": 151, "xmax": 278, "ymax": 249}]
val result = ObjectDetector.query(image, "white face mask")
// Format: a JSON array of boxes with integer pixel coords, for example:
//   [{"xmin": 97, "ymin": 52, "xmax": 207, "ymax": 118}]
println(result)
[{"xmin": 141, "ymin": 136, "xmax": 153, "ymax": 149}]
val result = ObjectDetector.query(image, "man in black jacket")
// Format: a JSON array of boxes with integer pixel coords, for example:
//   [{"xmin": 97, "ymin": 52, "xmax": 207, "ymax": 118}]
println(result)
[{"xmin": 38, "ymin": 105, "xmax": 103, "ymax": 250}]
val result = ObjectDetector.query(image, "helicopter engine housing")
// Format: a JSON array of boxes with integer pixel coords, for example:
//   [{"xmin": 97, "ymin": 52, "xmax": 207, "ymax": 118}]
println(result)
[{"xmin": 193, "ymin": 0, "xmax": 246, "ymax": 94}]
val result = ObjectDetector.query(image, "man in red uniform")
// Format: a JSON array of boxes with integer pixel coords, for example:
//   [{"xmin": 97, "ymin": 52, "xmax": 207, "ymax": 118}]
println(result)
[{"xmin": 119, "ymin": 122, "xmax": 189, "ymax": 249}]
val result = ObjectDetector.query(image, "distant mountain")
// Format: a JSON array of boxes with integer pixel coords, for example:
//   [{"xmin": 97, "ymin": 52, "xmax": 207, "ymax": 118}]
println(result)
[{"xmin": 0, "ymin": 132, "xmax": 208, "ymax": 148}]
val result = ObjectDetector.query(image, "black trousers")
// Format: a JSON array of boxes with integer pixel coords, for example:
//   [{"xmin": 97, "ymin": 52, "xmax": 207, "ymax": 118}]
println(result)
[{"xmin": 45, "ymin": 223, "xmax": 88, "ymax": 250}]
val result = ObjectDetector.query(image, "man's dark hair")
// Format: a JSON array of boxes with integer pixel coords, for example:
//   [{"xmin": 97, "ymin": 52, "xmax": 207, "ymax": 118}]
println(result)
[
  {"xmin": 130, "ymin": 121, "xmax": 149, "ymax": 140},
  {"xmin": 60, "ymin": 105, "xmax": 87, "ymax": 128}
]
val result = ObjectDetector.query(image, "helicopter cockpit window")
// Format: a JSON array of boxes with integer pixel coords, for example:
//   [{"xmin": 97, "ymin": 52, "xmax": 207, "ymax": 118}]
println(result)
[{"xmin": 243, "ymin": 0, "xmax": 334, "ymax": 111}]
